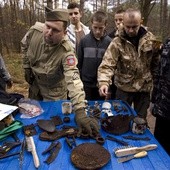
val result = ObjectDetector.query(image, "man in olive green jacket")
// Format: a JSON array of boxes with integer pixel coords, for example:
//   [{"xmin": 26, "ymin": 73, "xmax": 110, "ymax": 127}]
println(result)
[
  {"xmin": 21, "ymin": 8, "xmax": 99, "ymax": 136},
  {"xmin": 98, "ymin": 8, "xmax": 160, "ymax": 118}
]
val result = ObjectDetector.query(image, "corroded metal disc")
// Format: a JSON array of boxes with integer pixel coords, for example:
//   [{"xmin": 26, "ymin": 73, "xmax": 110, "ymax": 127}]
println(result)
[
  {"xmin": 101, "ymin": 114, "xmax": 132, "ymax": 135},
  {"xmin": 71, "ymin": 143, "xmax": 110, "ymax": 170}
]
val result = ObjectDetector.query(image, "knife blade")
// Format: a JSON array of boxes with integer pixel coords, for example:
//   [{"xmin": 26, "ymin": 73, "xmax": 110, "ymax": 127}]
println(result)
[{"xmin": 118, "ymin": 151, "xmax": 147, "ymax": 163}]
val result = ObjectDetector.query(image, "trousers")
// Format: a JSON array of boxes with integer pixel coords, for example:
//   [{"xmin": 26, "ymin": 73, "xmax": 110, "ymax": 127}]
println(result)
[{"xmin": 115, "ymin": 88, "xmax": 150, "ymax": 118}]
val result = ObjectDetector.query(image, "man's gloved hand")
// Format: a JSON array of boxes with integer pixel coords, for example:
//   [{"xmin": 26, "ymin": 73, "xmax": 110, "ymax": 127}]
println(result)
[
  {"xmin": 24, "ymin": 68, "xmax": 34, "ymax": 85},
  {"xmin": 75, "ymin": 108, "xmax": 100, "ymax": 137},
  {"xmin": 6, "ymin": 79, "xmax": 13, "ymax": 89}
]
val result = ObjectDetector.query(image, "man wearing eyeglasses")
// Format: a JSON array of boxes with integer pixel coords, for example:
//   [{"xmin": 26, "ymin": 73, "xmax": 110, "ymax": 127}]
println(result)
[
  {"xmin": 67, "ymin": 2, "xmax": 90, "ymax": 53},
  {"xmin": 98, "ymin": 8, "xmax": 160, "ymax": 119}
]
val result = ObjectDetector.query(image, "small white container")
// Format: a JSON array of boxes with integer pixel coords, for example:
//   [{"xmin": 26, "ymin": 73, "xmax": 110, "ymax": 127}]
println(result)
[
  {"xmin": 102, "ymin": 102, "xmax": 111, "ymax": 109},
  {"xmin": 62, "ymin": 102, "xmax": 72, "ymax": 114}
]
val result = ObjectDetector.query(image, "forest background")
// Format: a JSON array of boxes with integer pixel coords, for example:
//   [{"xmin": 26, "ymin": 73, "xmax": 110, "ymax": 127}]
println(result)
[{"xmin": 1, "ymin": 0, "xmax": 169, "ymax": 133}]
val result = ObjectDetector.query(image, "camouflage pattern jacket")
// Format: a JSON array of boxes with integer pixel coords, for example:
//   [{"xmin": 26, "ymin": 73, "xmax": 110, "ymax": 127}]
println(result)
[
  {"xmin": 98, "ymin": 26, "xmax": 160, "ymax": 93},
  {"xmin": 21, "ymin": 22, "xmax": 86, "ymax": 111}
]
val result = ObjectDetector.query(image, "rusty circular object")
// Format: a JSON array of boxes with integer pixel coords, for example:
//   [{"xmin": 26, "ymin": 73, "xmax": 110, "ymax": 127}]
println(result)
[
  {"xmin": 95, "ymin": 136, "xmax": 105, "ymax": 145},
  {"xmin": 71, "ymin": 143, "xmax": 110, "ymax": 170},
  {"xmin": 101, "ymin": 114, "xmax": 133, "ymax": 135},
  {"xmin": 63, "ymin": 116, "xmax": 70, "ymax": 123}
]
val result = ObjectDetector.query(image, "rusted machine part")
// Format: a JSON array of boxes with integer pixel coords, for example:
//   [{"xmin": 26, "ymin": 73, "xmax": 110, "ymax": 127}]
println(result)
[
  {"xmin": 101, "ymin": 114, "xmax": 133, "ymax": 135},
  {"xmin": 71, "ymin": 143, "xmax": 110, "ymax": 170}
]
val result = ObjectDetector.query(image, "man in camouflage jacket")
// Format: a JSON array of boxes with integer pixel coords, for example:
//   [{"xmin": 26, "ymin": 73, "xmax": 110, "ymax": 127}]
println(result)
[{"xmin": 98, "ymin": 8, "xmax": 160, "ymax": 118}]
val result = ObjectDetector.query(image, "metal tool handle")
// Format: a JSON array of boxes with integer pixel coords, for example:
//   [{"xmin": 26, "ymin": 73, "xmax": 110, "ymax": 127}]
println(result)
[{"xmin": 134, "ymin": 151, "xmax": 147, "ymax": 158}]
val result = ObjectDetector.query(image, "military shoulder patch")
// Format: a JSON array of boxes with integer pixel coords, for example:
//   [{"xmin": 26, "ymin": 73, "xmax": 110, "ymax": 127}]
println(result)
[{"xmin": 66, "ymin": 55, "xmax": 76, "ymax": 66}]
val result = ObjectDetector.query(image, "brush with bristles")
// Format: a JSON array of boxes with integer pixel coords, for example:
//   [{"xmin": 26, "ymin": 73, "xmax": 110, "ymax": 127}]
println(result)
[
  {"xmin": 114, "ymin": 144, "xmax": 157, "ymax": 157},
  {"xmin": 25, "ymin": 136, "xmax": 40, "ymax": 168}
]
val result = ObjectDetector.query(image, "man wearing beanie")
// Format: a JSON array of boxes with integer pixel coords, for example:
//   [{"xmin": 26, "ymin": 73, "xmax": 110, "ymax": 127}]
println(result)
[{"xmin": 21, "ymin": 7, "xmax": 99, "ymax": 136}]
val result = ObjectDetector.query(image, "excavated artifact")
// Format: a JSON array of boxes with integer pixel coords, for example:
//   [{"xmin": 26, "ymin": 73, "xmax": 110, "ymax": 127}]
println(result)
[
  {"xmin": 71, "ymin": 143, "xmax": 110, "ymax": 170},
  {"xmin": 101, "ymin": 114, "xmax": 133, "ymax": 135},
  {"xmin": 37, "ymin": 119, "xmax": 56, "ymax": 133}
]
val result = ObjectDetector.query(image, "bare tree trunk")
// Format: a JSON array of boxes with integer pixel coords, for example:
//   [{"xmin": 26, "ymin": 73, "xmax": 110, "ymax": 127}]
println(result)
[
  {"xmin": 0, "ymin": 5, "xmax": 4, "ymax": 54},
  {"xmin": 101, "ymin": 0, "xmax": 103, "ymax": 8},
  {"xmin": 80, "ymin": 0, "xmax": 85, "ymax": 22},
  {"xmin": 117, "ymin": 0, "xmax": 120, "ymax": 6},
  {"xmin": 160, "ymin": 0, "xmax": 163, "ymax": 35},
  {"xmin": 162, "ymin": 0, "xmax": 168, "ymax": 40},
  {"xmin": 47, "ymin": 0, "xmax": 53, "ymax": 9},
  {"xmin": 138, "ymin": 0, "xmax": 156, "ymax": 26},
  {"xmin": 80, "ymin": 0, "xmax": 85, "ymax": 12},
  {"xmin": 1, "ymin": 2, "xmax": 10, "ymax": 54},
  {"xmin": 94, "ymin": 0, "xmax": 97, "ymax": 11},
  {"xmin": 54, "ymin": 0, "xmax": 58, "ymax": 8},
  {"xmin": 104, "ymin": 0, "xmax": 107, "ymax": 11}
]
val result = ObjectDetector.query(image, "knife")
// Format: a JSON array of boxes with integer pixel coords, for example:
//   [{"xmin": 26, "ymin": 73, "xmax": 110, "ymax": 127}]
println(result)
[{"xmin": 118, "ymin": 151, "xmax": 147, "ymax": 163}]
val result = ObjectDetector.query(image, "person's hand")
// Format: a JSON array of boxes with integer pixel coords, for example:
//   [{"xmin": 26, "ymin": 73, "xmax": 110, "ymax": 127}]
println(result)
[
  {"xmin": 99, "ymin": 85, "xmax": 109, "ymax": 97},
  {"xmin": 24, "ymin": 68, "xmax": 34, "ymax": 85},
  {"xmin": 117, "ymin": 22, "xmax": 123, "ymax": 31},
  {"xmin": 75, "ymin": 108, "xmax": 100, "ymax": 137},
  {"xmin": 6, "ymin": 79, "xmax": 13, "ymax": 89},
  {"xmin": 152, "ymin": 39, "xmax": 162, "ymax": 53},
  {"xmin": 147, "ymin": 102, "xmax": 154, "ymax": 115}
]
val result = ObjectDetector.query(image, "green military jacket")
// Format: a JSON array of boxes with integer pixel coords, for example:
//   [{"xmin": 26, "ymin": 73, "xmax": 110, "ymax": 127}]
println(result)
[
  {"xmin": 98, "ymin": 26, "xmax": 160, "ymax": 92},
  {"xmin": 21, "ymin": 22, "xmax": 85, "ymax": 111}
]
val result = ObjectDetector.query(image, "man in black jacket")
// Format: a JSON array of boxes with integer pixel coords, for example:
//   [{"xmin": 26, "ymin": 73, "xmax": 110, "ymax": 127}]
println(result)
[
  {"xmin": 77, "ymin": 10, "xmax": 112, "ymax": 100},
  {"xmin": 149, "ymin": 38, "xmax": 170, "ymax": 155}
]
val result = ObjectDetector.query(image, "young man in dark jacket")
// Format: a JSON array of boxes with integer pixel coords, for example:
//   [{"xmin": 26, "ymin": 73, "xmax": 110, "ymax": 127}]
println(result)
[{"xmin": 77, "ymin": 10, "xmax": 112, "ymax": 100}]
